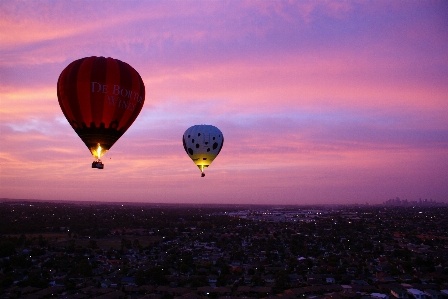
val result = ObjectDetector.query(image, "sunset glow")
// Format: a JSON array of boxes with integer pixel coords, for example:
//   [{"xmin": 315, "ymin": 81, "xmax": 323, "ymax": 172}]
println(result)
[{"xmin": 0, "ymin": 1, "xmax": 447, "ymax": 205}]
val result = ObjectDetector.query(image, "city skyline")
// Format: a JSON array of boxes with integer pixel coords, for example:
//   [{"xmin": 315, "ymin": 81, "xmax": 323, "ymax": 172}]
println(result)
[{"xmin": 1, "ymin": 1, "xmax": 447, "ymax": 205}]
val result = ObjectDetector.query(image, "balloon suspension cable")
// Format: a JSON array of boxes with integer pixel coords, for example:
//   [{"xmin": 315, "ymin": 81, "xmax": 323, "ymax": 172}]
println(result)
[{"xmin": 200, "ymin": 165, "xmax": 205, "ymax": 177}]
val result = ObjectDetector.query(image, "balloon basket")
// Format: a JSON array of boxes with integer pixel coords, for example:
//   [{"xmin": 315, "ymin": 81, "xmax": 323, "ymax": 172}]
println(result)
[{"xmin": 92, "ymin": 160, "xmax": 104, "ymax": 169}]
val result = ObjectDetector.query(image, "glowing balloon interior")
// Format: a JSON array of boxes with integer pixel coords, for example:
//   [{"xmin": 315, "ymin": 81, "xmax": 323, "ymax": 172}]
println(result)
[
  {"xmin": 183, "ymin": 125, "xmax": 224, "ymax": 177},
  {"xmin": 57, "ymin": 56, "xmax": 145, "ymax": 169}
]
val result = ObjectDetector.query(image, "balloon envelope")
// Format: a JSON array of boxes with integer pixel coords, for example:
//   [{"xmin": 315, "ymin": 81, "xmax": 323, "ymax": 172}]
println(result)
[
  {"xmin": 182, "ymin": 125, "xmax": 224, "ymax": 175},
  {"xmin": 57, "ymin": 56, "xmax": 145, "ymax": 160}
]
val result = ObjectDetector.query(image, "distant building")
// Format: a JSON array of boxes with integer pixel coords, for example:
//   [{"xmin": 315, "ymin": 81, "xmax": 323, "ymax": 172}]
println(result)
[
  {"xmin": 372, "ymin": 293, "xmax": 390, "ymax": 299},
  {"xmin": 407, "ymin": 289, "xmax": 426, "ymax": 299},
  {"xmin": 391, "ymin": 288, "xmax": 409, "ymax": 299},
  {"xmin": 424, "ymin": 289, "xmax": 444, "ymax": 299}
]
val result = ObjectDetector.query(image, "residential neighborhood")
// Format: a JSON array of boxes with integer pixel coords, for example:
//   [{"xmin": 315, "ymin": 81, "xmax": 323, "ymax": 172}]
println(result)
[{"xmin": 0, "ymin": 200, "xmax": 447, "ymax": 299}]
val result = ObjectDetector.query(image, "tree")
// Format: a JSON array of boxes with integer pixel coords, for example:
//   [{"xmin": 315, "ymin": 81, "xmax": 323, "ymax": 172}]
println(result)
[
  {"xmin": 88, "ymin": 239, "xmax": 98, "ymax": 249},
  {"xmin": 133, "ymin": 239, "xmax": 140, "ymax": 250},
  {"xmin": 0, "ymin": 241, "xmax": 15, "ymax": 257},
  {"xmin": 135, "ymin": 269, "xmax": 147, "ymax": 286},
  {"xmin": 274, "ymin": 271, "xmax": 290, "ymax": 293},
  {"xmin": 75, "ymin": 258, "xmax": 92, "ymax": 277}
]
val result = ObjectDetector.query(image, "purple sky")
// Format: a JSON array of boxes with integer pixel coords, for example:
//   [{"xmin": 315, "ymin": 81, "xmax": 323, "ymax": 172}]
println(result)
[{"xmin": 1, "ymin": 1, "xmax": 447, "ymax": 205}]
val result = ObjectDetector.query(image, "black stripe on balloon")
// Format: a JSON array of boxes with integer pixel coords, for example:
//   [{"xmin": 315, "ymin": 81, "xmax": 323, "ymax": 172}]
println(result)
[
  {"xmin": 57, "ymin": 67, "xmax": 71, "ymax": 123},
  {"xmin": 75, "ymin": 125, "xmax": 124, "ymax": 152},
  {"xmin": 65, "ymin": 58, "xmax": 85, "ymax": 128},
  {"xmin": 90, "ymin": 56, "xmax": 107, "ymax": 127},
  {"xmin": 122, "ymin": 63, "xmax": 145, "ymax": 133},
  {"xmin": 113, "ymin": 59, "xmax": 133, "ymax": 132}
]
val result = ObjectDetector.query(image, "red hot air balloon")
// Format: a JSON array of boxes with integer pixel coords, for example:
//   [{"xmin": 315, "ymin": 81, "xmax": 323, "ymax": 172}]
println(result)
[{"xmin": 57, "ymin": 56, "xmax": 145, "ymax": 169}]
